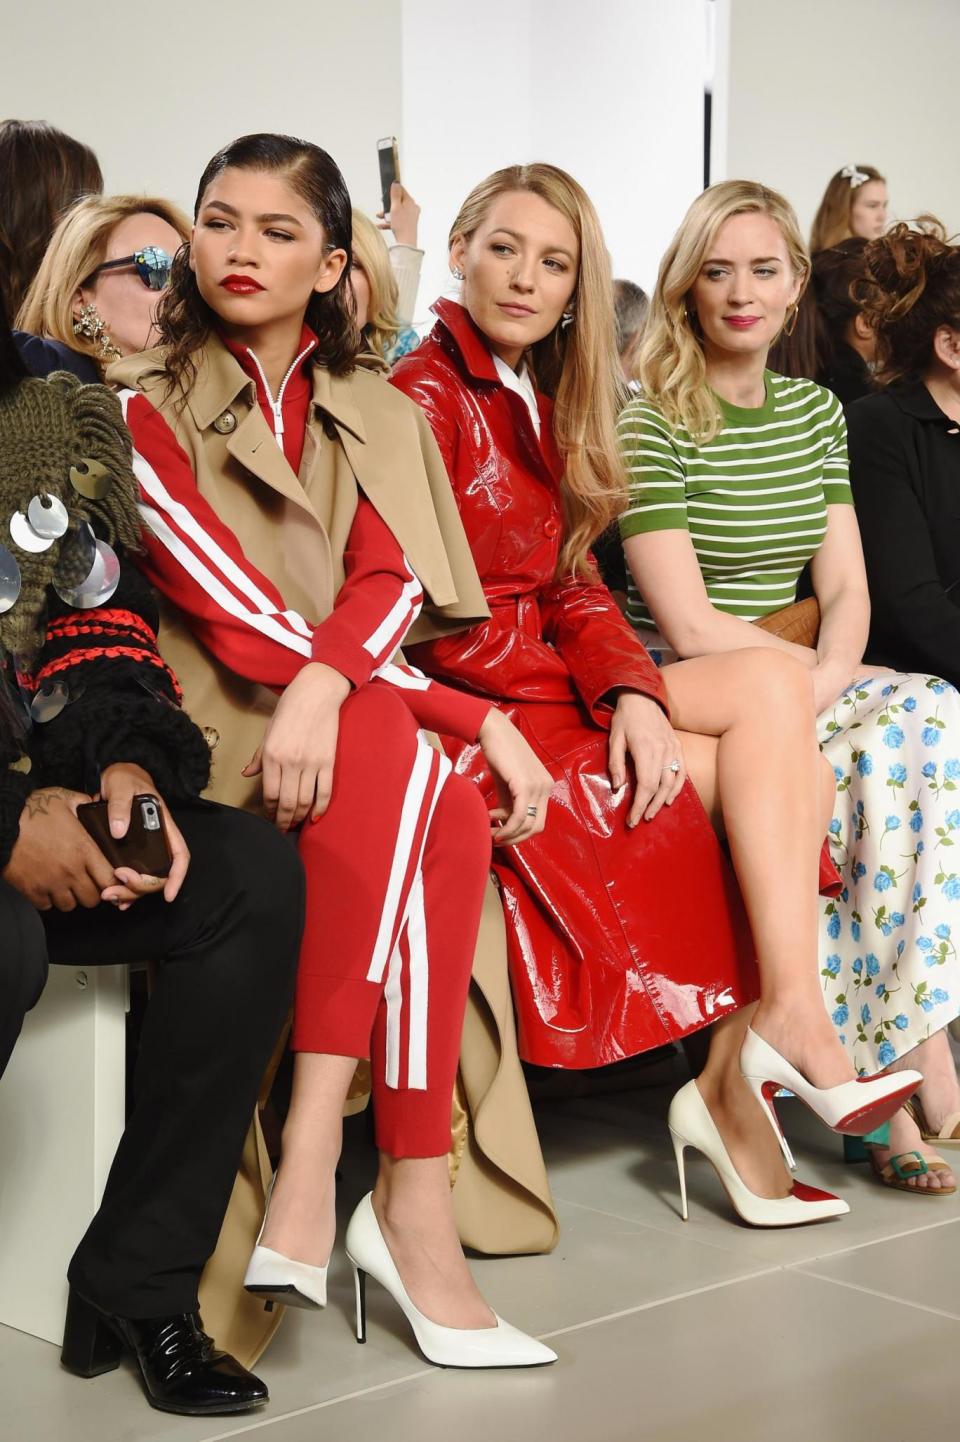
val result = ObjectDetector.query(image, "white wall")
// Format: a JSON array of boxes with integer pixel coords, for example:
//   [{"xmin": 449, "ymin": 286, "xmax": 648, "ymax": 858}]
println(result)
[
  {"xmin": 722, "ymin": 0, "xmax": 960, "ymax": 241},
  {"xmin": 3, "ymin": 0, "xmax": 710, "ymax": 320},
  {"xmin": 0, "ymin": 0, "xmax": 402, "ymax": 218},
  {"xmin": 401, "ymin": 0, "xmax": 711, "ymax": 323}
]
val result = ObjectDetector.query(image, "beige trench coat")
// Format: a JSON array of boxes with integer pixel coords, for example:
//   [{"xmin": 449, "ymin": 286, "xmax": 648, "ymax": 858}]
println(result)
[{"xmin": 110, "ymin": 339, "xmax": 559, "ymax": 1366}]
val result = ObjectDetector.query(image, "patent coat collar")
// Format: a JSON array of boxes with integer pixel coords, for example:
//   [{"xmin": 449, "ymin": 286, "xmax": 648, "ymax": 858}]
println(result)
[{"xmin": 431, "ymin": 297, "xmax": 502, "ymax": 385}]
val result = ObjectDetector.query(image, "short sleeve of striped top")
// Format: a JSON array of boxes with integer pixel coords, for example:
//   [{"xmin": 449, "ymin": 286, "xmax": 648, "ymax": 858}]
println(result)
[{"xmin": 616, "ymin": 372, "xmax": 853, "ymax": 629}]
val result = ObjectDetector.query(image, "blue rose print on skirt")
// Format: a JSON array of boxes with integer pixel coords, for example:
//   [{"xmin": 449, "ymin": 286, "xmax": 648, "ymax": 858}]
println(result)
[{"xmin": 819, "ymin": 674, "xmax": 960, "ymax": 1073}]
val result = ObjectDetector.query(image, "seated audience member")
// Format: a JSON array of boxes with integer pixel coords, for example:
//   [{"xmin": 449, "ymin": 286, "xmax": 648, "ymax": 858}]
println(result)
[
  {"xmin": 848, "ymin": 220, "xmax": 960, "ymax": 692},
  {"xmin": 0, "ymin": 119, "xmax": 103, "ymax": 321},
  {"xmin": 621, "ymin": 180, "xmax": 959, "ymax": 1194},
  {"xmin": 377, "ymin": 180, "xmax": 425, "ymax": 354},
  {"xmin": 595, "ymin": 278, "xmax": 650, "ymax": 597},
  {"xmin": 350, "ymin": 209, "xmax": 419, "ymax": 363},
  {"xmin": 810, "ymin": 164, "xmax": 888, "ymax": 252},
  {"xmin": 0, "ymin": 304, "xmax": 305, "ymax": 1412},
  {"xmin": 111, "ymin": 132, "xmax": 555, "ymax": 1370},
  {"xmin": 768, "ymin": 240, "xmax": 876, "ymax": 403},
  {"xmin": 18, "ymin": 194, "xmax": 188, "ymax": 376},
  {"xmin": 613, "ymin": 277, "xmax": 649, "ymax": 389},
  {"xmin": 811, "ymin": 238, "xmax": 876, "ymax": 403},
  {"xmin": 392, "ymin": 163, "xmax": 918, "ymax": 1228}
]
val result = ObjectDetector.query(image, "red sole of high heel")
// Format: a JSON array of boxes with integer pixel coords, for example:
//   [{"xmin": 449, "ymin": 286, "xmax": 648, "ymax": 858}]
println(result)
[{"xmin": 834, "ymin": 1082, "xmax": 920, "ymax": 1136}]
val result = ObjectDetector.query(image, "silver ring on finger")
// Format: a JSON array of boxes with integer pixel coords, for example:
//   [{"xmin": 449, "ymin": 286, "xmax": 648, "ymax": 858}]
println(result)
[{"xmin": 661, "ymin": 760, "xmax": 681, "ymax": 774}]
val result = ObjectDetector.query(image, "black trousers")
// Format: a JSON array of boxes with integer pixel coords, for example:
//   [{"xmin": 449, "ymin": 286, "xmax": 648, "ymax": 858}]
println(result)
[{"xmin": 0, "ymin": 801, "xmax": 303, "ymax": 1318}]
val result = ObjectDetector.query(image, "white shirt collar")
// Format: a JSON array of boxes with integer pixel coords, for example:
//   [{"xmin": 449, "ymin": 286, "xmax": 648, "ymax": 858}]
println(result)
[{"xmin": 492, "ymin": 352, "xmax": 541, "ymax": 438}]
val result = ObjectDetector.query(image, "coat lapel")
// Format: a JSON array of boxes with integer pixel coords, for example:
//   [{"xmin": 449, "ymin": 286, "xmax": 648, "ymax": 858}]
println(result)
[{"xmin": 224, "ymin": 405, "xmax": 318, "ymax": 517}]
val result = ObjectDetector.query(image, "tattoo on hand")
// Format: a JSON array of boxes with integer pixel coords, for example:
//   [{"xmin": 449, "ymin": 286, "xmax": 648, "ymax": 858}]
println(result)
[{"xmin": 24, "ymin": 787, "xmax": 73, "ymax": 818}]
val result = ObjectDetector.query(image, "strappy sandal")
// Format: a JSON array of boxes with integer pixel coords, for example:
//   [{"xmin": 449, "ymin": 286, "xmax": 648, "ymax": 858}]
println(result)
[
  {"xmin": 904, "ymin": 1097, "xmax": 960, "ymax": 1150},
  {"xmin": 868, "ymin": 1146, "xmax": 957, "ymax": 1196}
]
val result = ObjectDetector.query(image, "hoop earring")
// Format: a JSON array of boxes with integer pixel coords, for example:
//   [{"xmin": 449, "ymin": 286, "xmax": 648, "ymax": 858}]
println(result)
[{"xmin": 782, "ymin": 305, "xmax": 799, "ymax": 338}]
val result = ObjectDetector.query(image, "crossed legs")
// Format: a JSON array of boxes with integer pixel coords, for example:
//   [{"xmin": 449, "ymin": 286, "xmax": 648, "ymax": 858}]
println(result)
[{"xmin": 662, "ymin": 648, "xmax": 847, "ymax": 1194}]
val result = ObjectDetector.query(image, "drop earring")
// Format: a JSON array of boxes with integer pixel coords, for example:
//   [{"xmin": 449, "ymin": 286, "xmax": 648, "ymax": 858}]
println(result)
[{"xmin": 72, "ymin": 303, "xmax": 121, "ymax": 361}]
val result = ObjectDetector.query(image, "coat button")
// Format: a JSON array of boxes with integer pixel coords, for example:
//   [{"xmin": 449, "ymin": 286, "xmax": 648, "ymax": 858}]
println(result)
[
  {"xmin": 543, "ymin": 518, "xmax": 560, "ymax": 538},
  {"xmin": 213, "ymin": 411, "xmax": 237, "ymax": 434}
]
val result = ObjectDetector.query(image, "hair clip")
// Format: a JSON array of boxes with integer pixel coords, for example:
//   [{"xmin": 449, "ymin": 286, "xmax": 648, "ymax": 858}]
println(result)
[{"xmin": 840, "ymin": 165, "xmax": 870, "ymax": 189}]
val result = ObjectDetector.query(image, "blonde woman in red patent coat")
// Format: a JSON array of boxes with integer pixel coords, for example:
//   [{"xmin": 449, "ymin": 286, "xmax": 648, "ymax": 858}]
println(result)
[{"xmin": 392, "ymin": 164, "xmax": 919, "ymax": 1227}]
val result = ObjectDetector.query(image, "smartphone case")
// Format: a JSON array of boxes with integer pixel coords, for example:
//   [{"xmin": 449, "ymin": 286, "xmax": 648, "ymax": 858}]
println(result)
[{"xmin": 77, "ymin": 795, "xmax": 172, "ymax": 877}]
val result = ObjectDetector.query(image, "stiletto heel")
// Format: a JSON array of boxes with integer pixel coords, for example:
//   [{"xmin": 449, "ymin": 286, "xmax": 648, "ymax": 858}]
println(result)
[
  {"xmin": 60, "ymin": 1288, "xmax": 123, "ymax": 1378},
  {"xmin": 344, "ymin": 1193, "xmax": 556, "ymax": 1368},
  {"xmin": 741, "ymin": 1027, "xmax": 922, "ymax": 1137},
  {"xmin": 670, "ymin": 1129, "xmax": 689, "ymax": 1222},
  {"xmin": 352, "ymin": 1263, "xmax": 367, "ymax": 1344},
  {"xmin": 667, "ymin": 1080, "xmax": 849, "ymax": 1227},
  {"xmin": 749, "ymin": 1079, "xmax": 798, "ymax": 1172},
  {"xmin": 243, "ymin": 1173, "xmax": 329, "ymax": 1311}
]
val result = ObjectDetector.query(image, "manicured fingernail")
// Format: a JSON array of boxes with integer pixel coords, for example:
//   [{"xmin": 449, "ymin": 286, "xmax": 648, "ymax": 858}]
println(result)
[{"xmin": 310, "ymin": 814, "xmax": 322, "ymax": 825}]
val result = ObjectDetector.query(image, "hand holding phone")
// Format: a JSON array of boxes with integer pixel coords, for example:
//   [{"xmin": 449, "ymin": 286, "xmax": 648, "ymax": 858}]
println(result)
[
  {"xmin": 77, "ymin": 794, "xmax": 173, "ymax": 877},
  {"xmin": 377, "ymin": 183, "xmax": 421, "ymax": 247}
]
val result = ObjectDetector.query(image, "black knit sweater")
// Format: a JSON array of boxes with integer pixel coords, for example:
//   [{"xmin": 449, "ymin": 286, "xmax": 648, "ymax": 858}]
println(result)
[{"xmin": 0, "ymin": 553, "xmax": 210, "ymax": 871}]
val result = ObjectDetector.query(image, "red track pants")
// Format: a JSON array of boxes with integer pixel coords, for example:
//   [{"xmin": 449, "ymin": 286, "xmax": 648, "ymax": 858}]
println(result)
[{"xmin": 292, "ymin": 683, "xmax": 491, "ymax": 1157}]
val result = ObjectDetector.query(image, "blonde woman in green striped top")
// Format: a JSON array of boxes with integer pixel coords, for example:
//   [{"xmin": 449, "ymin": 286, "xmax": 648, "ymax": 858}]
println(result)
[{"xmin": 621, "ymin": 180, "xmax": 960, "ymax": 1195}]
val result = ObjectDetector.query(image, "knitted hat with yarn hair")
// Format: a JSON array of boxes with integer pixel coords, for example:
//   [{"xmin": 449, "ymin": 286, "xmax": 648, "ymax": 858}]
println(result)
[{"xmin": 0, "ymin": 372, "xmax": 142, "ymax": 664}]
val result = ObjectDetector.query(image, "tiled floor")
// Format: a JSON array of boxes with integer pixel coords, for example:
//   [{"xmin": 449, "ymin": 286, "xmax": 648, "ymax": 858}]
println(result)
[{"xmin": 3, "ymin": 1057, "xmax": 959, "ymax": 1442}]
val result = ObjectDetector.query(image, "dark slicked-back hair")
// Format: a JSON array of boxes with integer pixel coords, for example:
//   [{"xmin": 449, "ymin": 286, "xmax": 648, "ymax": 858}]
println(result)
[{"xmin": 157, "ymin": 132, "xmax": 359, "ymax": 390}]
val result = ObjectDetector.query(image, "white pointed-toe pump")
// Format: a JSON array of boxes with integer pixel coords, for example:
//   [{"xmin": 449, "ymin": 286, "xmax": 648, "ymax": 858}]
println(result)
[
  {"xmin": 243, "ymin": 1175, "xmax": 329, "ymax": 1311},
  {"xmin": 668, "ymin": 1080, "xmax": 850, "ymax": 1227},
  {"xmin": 740, "ymin": 1026, "xmax": 922, "ymax": 1170},
  {"xmin": 344, "ymin": 1193, "xmax": 557, "ymax": 1368}
]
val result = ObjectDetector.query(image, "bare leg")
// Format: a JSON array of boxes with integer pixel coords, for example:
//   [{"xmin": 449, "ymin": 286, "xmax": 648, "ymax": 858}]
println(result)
[
  {"xmin": 259, "ymin": 1055, "xmax": 495, "ymax": 1327},
  {"xmin": 662, "ymin": 648, "xmax": 854, "ymax": 1090},
  {"xmin": 260, "ymin": 1052, "xmax": 356, "ymax": 1266},
  {"xmin": 373, "ymin": 1157, "xmax": 494, "ymax": 1328},
  {"xmin": 697, "ymin": 1007, "xmax": 795, "ymax": 1197}
]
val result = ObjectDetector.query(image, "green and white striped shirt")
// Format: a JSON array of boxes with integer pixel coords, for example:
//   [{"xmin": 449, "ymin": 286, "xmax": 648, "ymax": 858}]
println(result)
[{"xmin": 617, "ymin": 372, "xmax": 853, "ymax": 631}]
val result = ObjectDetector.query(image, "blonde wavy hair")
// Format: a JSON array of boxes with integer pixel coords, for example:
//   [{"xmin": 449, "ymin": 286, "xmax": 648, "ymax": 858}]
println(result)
[
  {"xmin": 450, "ymin": 163, "xmax": 627, "ymax": 578},
  {"xmin": 810, "ymin": 165, "xmax": 885, "ymax": 253},
  {"xmin": 350, "ymin": 209, "xmax": 401, "ymax": 362},
  {"xmin": 640, "ymin": 179, "xmax": 809, "ymax": 442},
  {"xmin": 18, "ymin": 193, "xmax": 190, "ymax": 367}
]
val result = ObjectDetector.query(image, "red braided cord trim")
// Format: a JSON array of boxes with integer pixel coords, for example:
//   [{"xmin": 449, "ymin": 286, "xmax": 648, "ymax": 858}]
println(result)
[
  {"xmin": 45, "ymin": 608, "xmax": 156, "ymax": 645},
  {"xmin": 27, "ymin": 648, "xmax": 183, "ymax": 703}
]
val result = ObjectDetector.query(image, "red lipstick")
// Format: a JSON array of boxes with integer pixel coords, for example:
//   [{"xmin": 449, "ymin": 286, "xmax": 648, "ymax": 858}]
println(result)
[
  {"xmin": 220, "ymin": 274, "xmax": 264, "ymax": 294},
  {"xmin": 723, "ymin": 315, "xmax": 761, "ymax": 329}
]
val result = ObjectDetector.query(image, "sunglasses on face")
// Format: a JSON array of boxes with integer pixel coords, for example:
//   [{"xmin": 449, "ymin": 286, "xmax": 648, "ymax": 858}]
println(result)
[{"xmin": 87, "ymin": 245, "xmax": 174, "ymax": 291}]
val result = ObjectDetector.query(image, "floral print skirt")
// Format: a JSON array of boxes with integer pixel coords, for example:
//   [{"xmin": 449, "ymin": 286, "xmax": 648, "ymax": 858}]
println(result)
[{"xmin": 819, "ymin": 673, "xmax": 960, "ymax": 1073}]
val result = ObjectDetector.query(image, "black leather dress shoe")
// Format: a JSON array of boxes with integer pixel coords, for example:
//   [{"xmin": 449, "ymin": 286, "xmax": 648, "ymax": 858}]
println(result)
[{"xmin": 60, "ymin": 1288, "xmax": 269, "ymax": 1415}]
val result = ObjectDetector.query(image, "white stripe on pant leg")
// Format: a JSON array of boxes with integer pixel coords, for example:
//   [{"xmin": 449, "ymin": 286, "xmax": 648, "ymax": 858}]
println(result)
[
  {"xmin": 366, "ymin": 736, "xmax": 435, "ymax": 984},
  {"xmin": 404, "ymin": 872, "xmax": 429, "ymax": 1090},
  {"xmin": 384, "ymin": 748, "xmax": 451, "ymax": 1091},
  {"xmin": 384, "ymin": 932, "xmax": 405, "ymax": 1090}
]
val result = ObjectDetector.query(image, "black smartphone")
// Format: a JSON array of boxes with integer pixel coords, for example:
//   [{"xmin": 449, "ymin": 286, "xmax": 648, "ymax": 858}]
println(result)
[
  {"xmin": 377, "ymin": 136, "xmax": 400, "ymax": 216},
  {"xmin": 77, "ymin": 794, "xmax": 173, "ymax": 878}
]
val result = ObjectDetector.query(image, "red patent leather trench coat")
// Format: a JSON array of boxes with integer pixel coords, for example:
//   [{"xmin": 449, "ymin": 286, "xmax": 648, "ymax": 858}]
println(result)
[{"xmin": 389, "ymin": 300, "xmax": 763, "ymax": 1067}]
